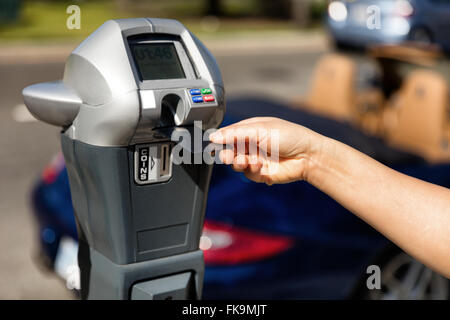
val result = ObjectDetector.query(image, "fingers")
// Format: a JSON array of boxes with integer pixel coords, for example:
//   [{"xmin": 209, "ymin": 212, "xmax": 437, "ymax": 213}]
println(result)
[
  {"xmin": 219, "ymin": 149, "xmax": 265, "ymax": 180},
  {"xmin": 210, "ymin": 126, "xmax": 258, "ymax": 145},
  {"xmin": 218, "ymin": 147, "xmax": 275, "ymax": 185},
  {"xmin": 219, "ymin": 150, "xmax": 249, "ymax": 172},
  {"xmin": 243, "ymin": 169, "xmax": 263, "ymax": 183},
  {"xmin": 243, "ymin": 160, "xmax": 271, "ymax": 184},
  {"xmin": 232, "ymin": 154, "xmax": 248, "ymax": 172},
  {"xmin": 211, "ymin": 117, "xmax": 283, "ymax": 185},
  {"xmin": 245, "ymin": 155, "xmax": 263, "ymax": 175},
  {"xmin": 209, "ymin": 117, "xmax": 270, "ymax": 144},
  {"xmin": 219, "ymin": 148, "xmax": 235, "ymax": 165}
]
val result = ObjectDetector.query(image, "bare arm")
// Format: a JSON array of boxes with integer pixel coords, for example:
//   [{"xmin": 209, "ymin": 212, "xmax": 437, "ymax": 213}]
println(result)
[
  {"xmin": 308, "ymin": 136, "xmax": 450, "ymax": 278},
  {"xmin": 210, "ymin": 117, "xmax": 450, "ymax": 278}
]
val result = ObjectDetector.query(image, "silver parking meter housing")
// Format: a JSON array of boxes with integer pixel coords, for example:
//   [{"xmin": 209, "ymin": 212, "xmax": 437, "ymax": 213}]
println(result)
[{"xmin": 23, "ymin": 18, "xmax": 225, "ymax": 299}]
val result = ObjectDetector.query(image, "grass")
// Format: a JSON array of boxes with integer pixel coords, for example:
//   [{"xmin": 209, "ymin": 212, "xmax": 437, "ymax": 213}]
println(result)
[
  {"xmin": 0, "ymin": 0, "xmax": 319, "ymax": 44},
  {"xmin": 0, "ymin": 1, "xmax": 121, "ymax": 43}
]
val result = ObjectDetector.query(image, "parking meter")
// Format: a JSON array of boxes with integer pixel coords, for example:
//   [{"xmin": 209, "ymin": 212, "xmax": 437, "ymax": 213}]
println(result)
[{"xmin": 22, "ymin": 18, "xmax": 225, "ymax": 299}]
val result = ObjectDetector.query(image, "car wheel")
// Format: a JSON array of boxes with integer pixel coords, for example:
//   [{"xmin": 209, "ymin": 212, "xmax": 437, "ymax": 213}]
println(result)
[
  {"xmin": 409, "ymin": 28, "xmax": 433, "ymax": 45},
  {"xmin": 357, "ymin": 248, "xmax": 449, "ymax": 300}
]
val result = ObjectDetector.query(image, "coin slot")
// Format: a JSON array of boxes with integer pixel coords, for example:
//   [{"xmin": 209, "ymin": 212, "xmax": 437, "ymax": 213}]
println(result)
[
  {"xmin": 134, "ymin": 143, "xmax": 172, "ymax": 185},
  {"xmin": 160, "ymin": 144, "xmax": 170, "ymax": 177}
]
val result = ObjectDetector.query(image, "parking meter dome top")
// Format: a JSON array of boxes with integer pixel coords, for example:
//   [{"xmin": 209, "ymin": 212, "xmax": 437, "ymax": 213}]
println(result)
[{"xmin": 22, "ymin": 18, "xmax": 225, "ymax": 147}]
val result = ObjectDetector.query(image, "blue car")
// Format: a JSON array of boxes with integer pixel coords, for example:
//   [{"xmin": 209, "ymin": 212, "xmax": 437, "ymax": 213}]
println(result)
[
  {"xmin": 31, "ymin": 97, "xmax": 450, "ymax": 299},
  {"xmin": 327, "ymin": 0, "xmax": 450, "ymax": 51}
]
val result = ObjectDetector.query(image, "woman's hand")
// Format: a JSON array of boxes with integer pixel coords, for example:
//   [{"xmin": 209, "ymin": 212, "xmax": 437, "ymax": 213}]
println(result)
[
  {"xmin": 211, "ymin": 117, "xmax": 450, "ymax": 278},
  {"xmin": 209, "ymin": 117, "xmax": 325, "ymax": 185}
]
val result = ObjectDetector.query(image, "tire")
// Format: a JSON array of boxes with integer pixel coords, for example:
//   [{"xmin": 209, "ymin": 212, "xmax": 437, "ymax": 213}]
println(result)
[{"xmin": 353, "ymin": 246, "xmax": 449, "ymax": 300}]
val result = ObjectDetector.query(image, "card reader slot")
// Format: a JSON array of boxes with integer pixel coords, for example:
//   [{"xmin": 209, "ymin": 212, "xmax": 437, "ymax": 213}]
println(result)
[{"xmin": 159, "ymin": 94, "xmax": 186, "ymax": 127}]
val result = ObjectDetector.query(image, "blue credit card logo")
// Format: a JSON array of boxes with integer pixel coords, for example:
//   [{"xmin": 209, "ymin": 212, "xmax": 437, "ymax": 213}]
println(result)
[
  {"xmin": 190, "ymin": 89, "xmax": 201, "ymax": 96},
  {"xmin": 192, "ymin": 96, "xmax": 203, "ymax": 103}
]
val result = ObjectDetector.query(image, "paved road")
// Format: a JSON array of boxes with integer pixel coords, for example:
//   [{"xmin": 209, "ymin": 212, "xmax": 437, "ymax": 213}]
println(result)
[{"xmin": 0, "ymin": 46, "xmax": 327, "ymax": 299}]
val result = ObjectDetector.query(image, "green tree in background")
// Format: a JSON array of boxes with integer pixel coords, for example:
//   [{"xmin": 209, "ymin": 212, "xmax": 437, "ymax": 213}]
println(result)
[{"xmin": 0, "ymin": 0, "xmax": 22, "ymax": 24}]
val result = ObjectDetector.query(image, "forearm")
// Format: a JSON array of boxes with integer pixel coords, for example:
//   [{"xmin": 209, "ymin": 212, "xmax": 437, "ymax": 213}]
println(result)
[{"xmin": 306, "ymin": 136, "xmax": 450, "ymax": 278}]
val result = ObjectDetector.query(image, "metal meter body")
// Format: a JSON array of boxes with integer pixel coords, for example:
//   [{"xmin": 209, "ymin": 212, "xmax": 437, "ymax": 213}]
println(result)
[{"xmin": 23, "ymin": 18, "xmax": 225, "ymax": 299}]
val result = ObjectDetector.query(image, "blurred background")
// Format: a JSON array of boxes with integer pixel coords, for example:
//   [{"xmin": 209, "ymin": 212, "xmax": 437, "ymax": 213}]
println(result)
[{"xmin": 0, "ymin": 0, "xmax": 449, "ymax": 299}]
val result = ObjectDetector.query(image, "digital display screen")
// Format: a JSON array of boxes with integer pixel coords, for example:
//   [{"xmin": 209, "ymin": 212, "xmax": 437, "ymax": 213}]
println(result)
[{"xmin": 130, "ymin": 43, "xmax": 186, "ymax": 80}]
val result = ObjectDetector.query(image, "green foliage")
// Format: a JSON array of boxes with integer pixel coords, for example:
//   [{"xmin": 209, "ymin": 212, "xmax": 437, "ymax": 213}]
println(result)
[
  {"xmin": 117, "ymin": 0, "xmax": 263, "ymax": 18},
  {"xmin": 0, "ymin": 0, "xmax": 122, "ymax": 42},
  {"xmin": 0, "ymin": 0, "xmax": 317, "ymax": 43},
  {"xmin": 309, "ymin": 0, "xmax": 328, "ymax": 21},
  {"xmin": 0, "ymin": 0, "xmax": 22, "ymax": 23}
]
